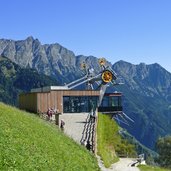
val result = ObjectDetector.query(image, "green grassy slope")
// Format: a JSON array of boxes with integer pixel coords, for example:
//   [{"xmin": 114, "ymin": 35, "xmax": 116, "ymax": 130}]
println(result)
[
  {"xmin": 138, "ymin": 165, "xmax": 171, "ymax": 171},
  {"xmin": 0, "ymin": 103, "xmax": 100, "ymax": 171},
  {"xmin": 97, "ymin": 113, "xmax": 136, "ymax": 168}
]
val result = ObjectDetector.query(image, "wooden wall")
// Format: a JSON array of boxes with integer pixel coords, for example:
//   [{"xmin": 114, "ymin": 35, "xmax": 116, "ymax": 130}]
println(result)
[
  {"xmin": 36, "ymin": 91, "xmax": 63, "ymax": 114},
  {"xmin": 19, "ymin": 90, "xmax": 100, "ymax": 114},
  {"xmin": 19, "ymin": 93, "xmax": 37, "ymax": 113}
]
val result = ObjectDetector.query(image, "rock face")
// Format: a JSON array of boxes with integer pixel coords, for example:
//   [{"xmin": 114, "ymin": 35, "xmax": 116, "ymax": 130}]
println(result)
[
  {"xmin": 0, "ymin": 37, "xmax": 106, "ymax": 84},
  {"xmin": 113, "ymin": 60, "xmax": 171, "ymax": 97},
  {"xmin": 0, "ymin": 37, "xmax": 78, "ymax": 83},
  {"xmin": 1, "ymin": 36, "xmax": 171, "ymax": 149},
  {"xmin": 112, "ymin": 61, "xmax": 171, "ymax": 149}
]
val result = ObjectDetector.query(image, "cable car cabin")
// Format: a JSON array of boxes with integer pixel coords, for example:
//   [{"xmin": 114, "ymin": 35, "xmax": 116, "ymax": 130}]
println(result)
[{"xmin": 98, "ymin": 92, "xmax": 123, "ymax": 113}]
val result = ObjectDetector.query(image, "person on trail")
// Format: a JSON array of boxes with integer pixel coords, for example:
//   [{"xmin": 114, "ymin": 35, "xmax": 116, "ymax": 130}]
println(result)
[
  {"xmin": 47, "ymin": 108, "xmax": 51, "ymax": 120},
  {"xmin": 60, "ymin": 119, "xmax": 65, "ymax": 131},
  {"xmin": 47, "ymin": 108, "xmax": 54, "ymax": 121},
  {"xmin": 86, "ymin": 140, "xmax": 92, "ymax": 151},
  {"xmin": 50, "ymin": 108, "xmax": 54, "ymax": 120},
  {"xmin": 89, "ymin": 109, "xmax": 94, "ymax": 122},
  {"xmin": 89, "ymin": 100, "xmax": 96, "ymax": 123}
]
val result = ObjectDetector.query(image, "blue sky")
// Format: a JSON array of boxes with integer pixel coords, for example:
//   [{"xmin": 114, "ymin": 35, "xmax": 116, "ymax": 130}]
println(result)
[{"xmin": 1, "ymin": 0, "xmax": 171, "ymax": 71}]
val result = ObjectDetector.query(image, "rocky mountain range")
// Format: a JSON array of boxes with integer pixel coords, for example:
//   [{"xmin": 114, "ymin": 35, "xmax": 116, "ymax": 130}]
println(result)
[
  {"xmin": 1, "ymin": 36, "xmax": 171, "ymax": 149},
  {"xmin": 0, "ymin": 36, "xmax": 103, "ymax": 84},
  {"xmin": 112, "ymin": 61, "xmax": 171, "ymax": 149}
]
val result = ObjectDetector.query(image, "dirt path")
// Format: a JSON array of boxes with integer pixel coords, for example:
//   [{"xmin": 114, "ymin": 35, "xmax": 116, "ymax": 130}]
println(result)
[{"xmin": 97, "ymin": 156, "xmax": 140, "ymax": 171}]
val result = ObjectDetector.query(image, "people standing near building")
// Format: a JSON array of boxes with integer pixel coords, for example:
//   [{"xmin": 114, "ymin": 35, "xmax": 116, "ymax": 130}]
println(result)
[
  {"xmin": 47, "ymin": 108, "xmax": 51, "ymax": 120},
  {"xmin": 86, "ymin": 140, "xmax": 92, "ymax": 151},
  {"xmin": 89, "ymin": 100, "xmax": 96, "ymax": 123},
  {"xmin": 60, "ymin": 119, "xmax": 65, "ymax": 131},
  {"xmin": 50, "ymin": 108, "xmax": 54, "ymax": 121},
  {"xmin": 47, "ymin": 108, "xmax": 54, "ymax": 121}
]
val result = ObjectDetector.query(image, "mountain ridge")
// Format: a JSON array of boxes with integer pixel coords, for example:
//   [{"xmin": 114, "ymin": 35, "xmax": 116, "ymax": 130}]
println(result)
[
  {"xmin": 1, "ymin": 36, "xmax": 171, "ymax": 149},
  {"xmin": 112, "ymin": 60, "xmax": 171, "ymax": 149}
]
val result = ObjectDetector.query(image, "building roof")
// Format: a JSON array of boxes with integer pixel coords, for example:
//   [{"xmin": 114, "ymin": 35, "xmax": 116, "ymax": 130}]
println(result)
[{"xmin": 31, "ymin": 86, "xmax": 69, "ymax": 93}]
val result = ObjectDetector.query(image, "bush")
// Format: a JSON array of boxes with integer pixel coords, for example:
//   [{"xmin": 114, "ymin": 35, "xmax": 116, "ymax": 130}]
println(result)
[{"xmin": 156, "ymin": 136, "xmax": 171, "ymax": 169}]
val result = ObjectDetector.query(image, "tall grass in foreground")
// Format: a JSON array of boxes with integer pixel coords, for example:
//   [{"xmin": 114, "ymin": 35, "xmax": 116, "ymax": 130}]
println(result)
[
  {"xmin": 138, "ymin": 165, "xmax": 171, "ymax": 171},
  {"xmin": 97, "ymin": 113, "xmax": 136, "ymax": 168},
  {"xmin": 0, "ymin": 103, "xmax": 100, "ymax": 171}
]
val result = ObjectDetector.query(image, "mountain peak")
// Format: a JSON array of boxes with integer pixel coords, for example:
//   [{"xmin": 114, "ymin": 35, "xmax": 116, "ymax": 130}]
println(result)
[
  {"xmin": 115, "ymin": 60, "xmax": 135, "ymax": 66},
  {"xmin": 25, "ymin": 36, "xmax": 34, "ymax": 42}
]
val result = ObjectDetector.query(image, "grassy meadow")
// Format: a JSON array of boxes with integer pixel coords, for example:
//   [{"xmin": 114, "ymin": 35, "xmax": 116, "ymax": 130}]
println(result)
[
  {"xmin": 97, "ymin": 113, "xmax": 136, "ymax": 168},
  {"xmin": 138, "ymin": 165, "xmax": 171, "ymax": 171},
  {"xmin": 0, "ymin": 102, "xmax": 100, "ymax": 171}
]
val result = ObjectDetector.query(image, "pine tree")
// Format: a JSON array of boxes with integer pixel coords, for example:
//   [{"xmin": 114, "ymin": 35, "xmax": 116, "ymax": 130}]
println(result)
[{"xmin": 156, "ymin": 136, "xmax": 171, "ymax": 168}]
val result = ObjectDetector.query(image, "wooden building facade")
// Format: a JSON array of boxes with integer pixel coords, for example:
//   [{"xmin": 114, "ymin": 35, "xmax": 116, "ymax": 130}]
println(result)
[{"xmin": 19, "ymin": 87, "xmax": 100, "ymax": 114}]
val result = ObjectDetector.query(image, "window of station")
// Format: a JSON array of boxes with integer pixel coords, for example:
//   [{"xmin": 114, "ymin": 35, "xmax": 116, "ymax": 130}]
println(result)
[
  {"xmin": 99, "ymin": 95, "xmax": 122, "ymax": 112},
  {"xmin": 63, "ymin": 96, "xmax": 98, "ymax": 113},
  {"xmin": 109, "ymin": 96, "xmax": 122, "ymax": 107},
  {"xmin": 101, "ymin": 96, "xmax": 122, "ymax": 107}
]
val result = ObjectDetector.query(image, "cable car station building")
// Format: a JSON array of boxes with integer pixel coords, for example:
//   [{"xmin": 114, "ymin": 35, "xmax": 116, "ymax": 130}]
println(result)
[
  {"xmin": 19, "ymin": 58, "xmax": 123, "ymax": 115},
  {"xmin": 19, "ymin": 86, "xmax": 99, "ymax": 114},
  {"xmin": 19, "ymin": 59, "xmax": 126, "ymax": 154},
  {"xmin": 19, "ymin": 86, "xmax": 122, "ymax": 114}
]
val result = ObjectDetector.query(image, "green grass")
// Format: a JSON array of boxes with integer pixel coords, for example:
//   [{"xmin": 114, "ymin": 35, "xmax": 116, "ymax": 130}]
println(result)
[
  {"xmin": 138, "ymin": 165, "xmax": 171, "ymax": 171},
  {"xmin": 0, "ymin": 102, "xmax": 100, "ymax": 171},
  {"xmin": 97, "ymin": 113, "xmax": 119, "ymax": 168},
  {"xmin": 97, "ymin": 113, "xmax": 136, "ymax": 168}
]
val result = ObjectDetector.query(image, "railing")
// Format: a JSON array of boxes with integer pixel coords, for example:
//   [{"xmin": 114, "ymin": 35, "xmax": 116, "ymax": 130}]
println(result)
[
  {"xmin": 92, "ymin": 110, "xmax": 98, "ymax": 154},
  {"xmin": 80, "ymin": 110, "xmax": 97, "ymax": 153}
]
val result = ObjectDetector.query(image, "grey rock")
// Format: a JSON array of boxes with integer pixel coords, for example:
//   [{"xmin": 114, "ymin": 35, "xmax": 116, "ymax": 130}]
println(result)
[{"xmin": 0, "ymin": 37, "xmax": 84, "ymax": 84}]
